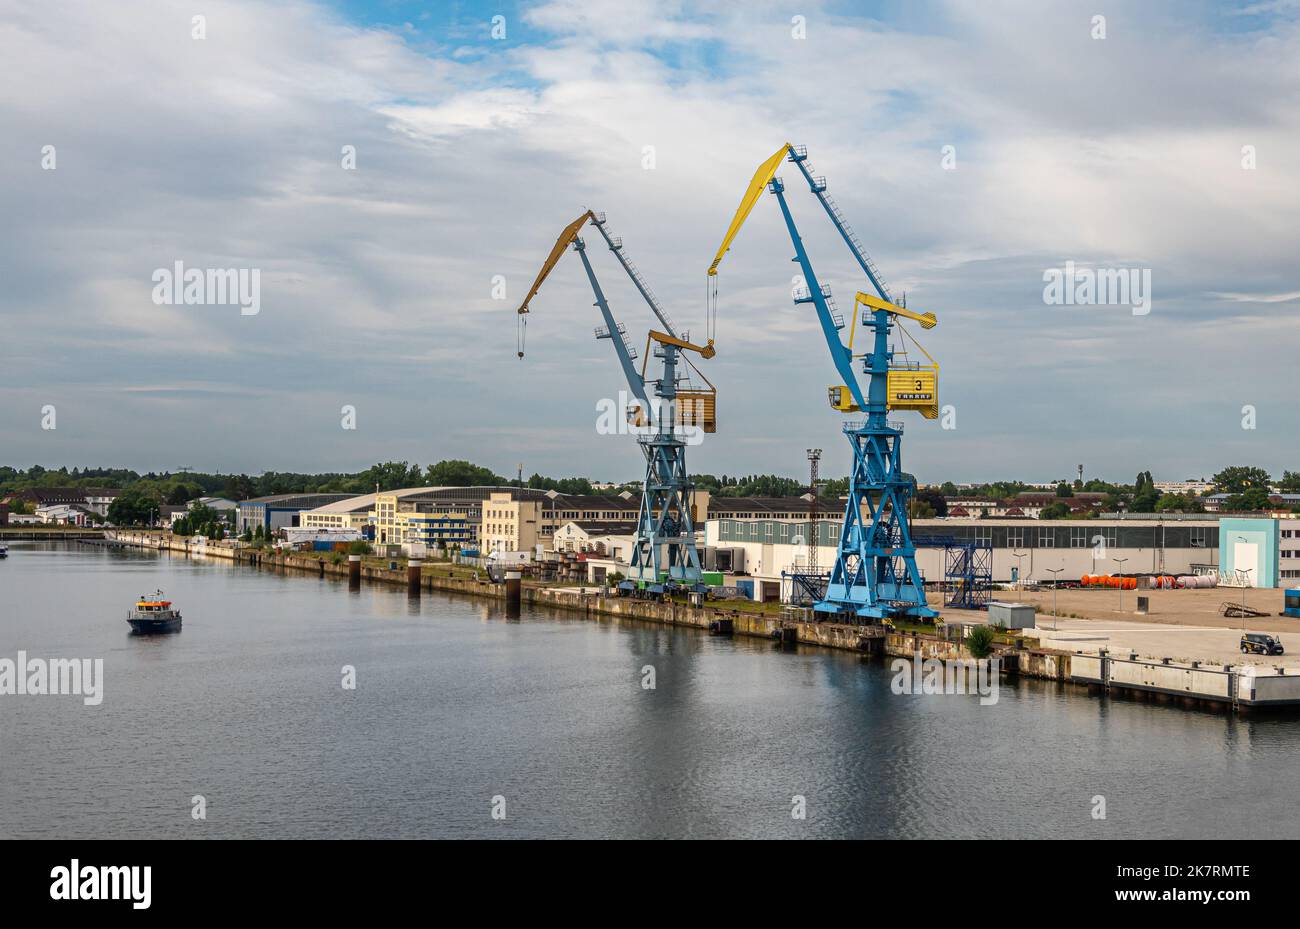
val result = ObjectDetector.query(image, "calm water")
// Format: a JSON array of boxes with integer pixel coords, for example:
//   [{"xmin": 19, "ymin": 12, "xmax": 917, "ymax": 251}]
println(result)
[{"xmin": 1, "ymin": 541, "xmax": 1297, "ymax": 839}]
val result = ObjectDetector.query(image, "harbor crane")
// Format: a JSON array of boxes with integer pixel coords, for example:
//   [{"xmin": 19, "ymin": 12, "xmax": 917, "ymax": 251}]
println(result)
[
  {"xmin": 517, "ymin": 211, "xmax": 716, "ymax": 595},
  {"xmin": 709, "ymin": 143, "xmax": 940, "ymax": 621}
]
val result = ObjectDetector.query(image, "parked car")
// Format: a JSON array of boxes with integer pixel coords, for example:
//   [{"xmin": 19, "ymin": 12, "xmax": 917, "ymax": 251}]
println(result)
[{"xmin": 1240, "ymin": 632, "xmax": 1285, "ymax": 656}]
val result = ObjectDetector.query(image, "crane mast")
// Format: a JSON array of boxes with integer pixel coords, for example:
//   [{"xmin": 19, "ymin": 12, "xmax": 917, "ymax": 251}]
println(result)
[
  {"xmin": 710, "ymin": 144, "xmax": 938, "ymax": 621},
  {"xmin": 516, "ymin": 212, "xmax": 715, "ymax": 595}
]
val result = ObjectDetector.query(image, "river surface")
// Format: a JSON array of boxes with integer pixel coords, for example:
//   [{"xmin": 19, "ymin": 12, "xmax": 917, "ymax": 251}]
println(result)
[{"xmin": 1, "ymin": 541, "xmax": 1297, "ymax": 839}]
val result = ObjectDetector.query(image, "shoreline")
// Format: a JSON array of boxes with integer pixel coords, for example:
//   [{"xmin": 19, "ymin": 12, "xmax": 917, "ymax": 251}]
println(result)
[{"xmin": 91, "ymin": 530, "xmax": 1300, "ymax": 714}]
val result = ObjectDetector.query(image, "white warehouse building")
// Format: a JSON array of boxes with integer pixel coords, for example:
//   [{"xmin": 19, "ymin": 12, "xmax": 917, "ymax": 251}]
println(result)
[{"xmin": 705, "ymin": 516, "xmax": 1225, "ymax": 603}]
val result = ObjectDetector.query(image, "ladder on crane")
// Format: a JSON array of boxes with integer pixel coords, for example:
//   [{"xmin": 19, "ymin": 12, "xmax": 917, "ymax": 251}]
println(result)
[
  {"xmin": 787, "ymin": 146, "xmax": 894, "ymax": 304},
  {"xmin": 708, "ymin": 143, "xmax": 940, "ymax": 622}
]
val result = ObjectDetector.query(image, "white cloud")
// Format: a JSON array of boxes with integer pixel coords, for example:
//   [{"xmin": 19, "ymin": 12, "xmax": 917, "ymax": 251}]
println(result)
[{"xmin": 1, "ymin": 0, "xmax": 1298, "ymax": 482}]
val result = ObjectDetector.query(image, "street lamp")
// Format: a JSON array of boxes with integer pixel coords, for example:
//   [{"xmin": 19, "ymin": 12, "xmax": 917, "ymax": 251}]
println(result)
[
  {"xmin": 1046, "ymin": 566, "xmax": 1064, "ymax": 631},
  {"xmin": 1112, "ymin": 556, "xmax": 1129, "ymax": 612},
  {"xmin": 1012, "ymin": 550, "xmax": 1028, "ymax": 589}
]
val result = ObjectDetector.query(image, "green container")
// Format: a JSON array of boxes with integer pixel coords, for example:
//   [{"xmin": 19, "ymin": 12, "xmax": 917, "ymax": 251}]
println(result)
[{"xmin": 701, "ymin": 571, "xmax": 724, "ymax": 586}]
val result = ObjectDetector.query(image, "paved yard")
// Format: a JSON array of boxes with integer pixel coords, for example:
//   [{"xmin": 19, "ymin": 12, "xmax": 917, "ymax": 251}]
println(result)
[{"xmin": 933, "ymin": 586, "xmax": 1300, "ymax": 667}]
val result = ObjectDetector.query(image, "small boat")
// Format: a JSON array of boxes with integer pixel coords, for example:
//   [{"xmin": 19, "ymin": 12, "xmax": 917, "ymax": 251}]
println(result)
[{"xmin": 127, "ymin": 590, "xmax": 182, "ymax": 634}]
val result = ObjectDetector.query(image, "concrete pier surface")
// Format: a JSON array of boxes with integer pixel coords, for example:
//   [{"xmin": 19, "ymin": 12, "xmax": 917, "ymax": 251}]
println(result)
[
  {"xmin": 977, "ymin": 585, "xmax": 1297, "ymax": 634},
  {"xmin": 1032, "ymin": 616, "xmax": 1299, "ymax": 669}
]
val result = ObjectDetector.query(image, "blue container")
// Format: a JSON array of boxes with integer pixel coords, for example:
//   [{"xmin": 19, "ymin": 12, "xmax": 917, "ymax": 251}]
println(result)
[{"xmin": 736, "ymin": 579, "xmax": 754, "ymax": 599}]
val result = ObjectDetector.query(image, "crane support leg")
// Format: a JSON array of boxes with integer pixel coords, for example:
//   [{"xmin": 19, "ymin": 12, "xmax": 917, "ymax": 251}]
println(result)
[
  {"xmin": 768, "ymin": 182, "xmax": 934, "ymax": 621},
  {"xmin": 624, "ymin": 344, "xmax": 705, "ymax": 593}
]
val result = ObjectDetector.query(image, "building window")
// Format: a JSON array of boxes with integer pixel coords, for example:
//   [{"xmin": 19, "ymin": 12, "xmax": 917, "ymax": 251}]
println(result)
[
  {"xmin": 1191, "ymin": 527, "xmax": 1207, "ymax": 548},
  {"xmin": 975, "ymin": 526, "xmax": 992, "ymax": 546},
  {"xmin": 1038, "ymin": 528, "xmax": 1055, "ymax": 548},
  {"xmin": 1070, "ymin": 528, "xmax": 1088, "ymax": 548},
  {"xmin": 1007, "ymin": 528, "xmax": 1024, "ymax": 549}
]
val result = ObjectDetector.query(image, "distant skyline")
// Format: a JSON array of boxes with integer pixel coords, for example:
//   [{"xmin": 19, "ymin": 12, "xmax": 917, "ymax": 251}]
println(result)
[
  {"xmin": 0, "ymin": 460, "xmax": 1238, "ymax": 488},
  {"xmin": 3, "ymin": 1, "xmax": 1298, "ymax": 483}
]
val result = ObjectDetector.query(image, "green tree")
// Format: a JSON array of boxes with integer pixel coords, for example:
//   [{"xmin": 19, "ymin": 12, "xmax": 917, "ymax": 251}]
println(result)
[
  {"xmin": 1039, "ymin": 502, "xmax": 1071, "ymax": 520},
  {"xmin": 1212, "ymin": 466, "xmax": 1271, "ymax": 495},
  {"xmin": 913, "ymin": 487, "xmax": 947, "ymax": 517},
  {"xmin": 1055, "ymin": 482, "xmax": 1073, "ymax": 497},
  {"xmin": 223, "ymin": 474, "xmax": 256, "ymax": 501},
  {"xmin": 107, "ymin": 487, "xmax": 162, "ymax": 526},
  {"xmin": 820, "ymin": 477, "xmax": 850, "ymax": 498},
  {"xmin": 187, "ymin": 502, "xmax": 218, "ymax": 529},
  {"xmin": 425, "ymin": 460, "xmax": 503, "ymax": 487},
  {"xmin": 526, "ymin": 473, "xmax": 595, "ymax": 495},
  {"xmin": 1277, "ymin": 470, "xmax": 1300, "ymax": 493},
  {"xmin": 1155, "ymin": 492, "xmax": 1204, "ymax": 513},
  {"xmin": 358, "ymin": 461, "xmax": 424, "ymax": 492},
  {"xmin": 1225, "ymin": 487, "xmax": 1272, "ymax": 511}
]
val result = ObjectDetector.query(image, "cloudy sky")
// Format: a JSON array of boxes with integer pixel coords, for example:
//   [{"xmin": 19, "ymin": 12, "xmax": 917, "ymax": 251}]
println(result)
[{"xmin": 2, "ymin": 0, "xmax": 1297, "ymax": 484}]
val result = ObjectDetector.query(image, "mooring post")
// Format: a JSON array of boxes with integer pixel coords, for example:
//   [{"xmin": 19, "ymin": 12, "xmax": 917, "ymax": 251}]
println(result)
[
  {"xmin": 348, "ymin": 554, "xmax": 361, "ymax": 590},
  {"xmin": 505, "ymin": 570, "xmax": 522, "ymax": 615},
  {"xmin": 408, "ymin": 559, "xmax": 422, "ymax": 597}
]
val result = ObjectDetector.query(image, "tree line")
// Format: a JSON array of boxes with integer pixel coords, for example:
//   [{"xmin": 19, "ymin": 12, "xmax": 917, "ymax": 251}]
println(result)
[{"xmin": 6, "ymin": 462, "xmax": 1300, "ymax": 520}]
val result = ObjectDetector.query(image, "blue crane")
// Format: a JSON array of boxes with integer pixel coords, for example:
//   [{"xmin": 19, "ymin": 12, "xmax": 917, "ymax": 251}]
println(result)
[
  {"xmin": 517, "ymin": 211, "xmax": 717, "ymax": 595},
  {"xmin": 708, "ymin": 144, "xmax": 940, "ymax": 621}
]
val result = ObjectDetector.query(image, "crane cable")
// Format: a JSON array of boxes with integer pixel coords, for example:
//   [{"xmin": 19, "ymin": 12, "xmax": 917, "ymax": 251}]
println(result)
[
  {"xmin": 517, "ymin": 313, "xmax": 526, "ymax": 359},
  {"xmin": 706, "ymin": 275, "xmax": 718, "ymax": 347}
]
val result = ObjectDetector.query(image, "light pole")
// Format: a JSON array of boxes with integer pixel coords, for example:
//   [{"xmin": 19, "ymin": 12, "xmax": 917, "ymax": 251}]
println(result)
[
  {"xmin": 1012, "ymin": 550, "xmax": 1027, "ymax": 590},
  {"xmin": 1046, "ymin": 565, "xmax": 1064, "ymax": 631},
  {"xmin": 1113, "ymin": 556, "xmax": 1128, "ymax": 612},
  {"xmin": 1240, "ymin": 568, "xmax": 1253, "ymax": 631}
]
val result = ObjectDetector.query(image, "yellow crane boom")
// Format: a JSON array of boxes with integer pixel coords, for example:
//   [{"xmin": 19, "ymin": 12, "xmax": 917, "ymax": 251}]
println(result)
[
  {"xmin": 707, "ymin": 143, "xmax": 792, "ymax": 277},
  {"xmin": 516, "ymin": 210, "xmax": 594, "ymax": 317}
]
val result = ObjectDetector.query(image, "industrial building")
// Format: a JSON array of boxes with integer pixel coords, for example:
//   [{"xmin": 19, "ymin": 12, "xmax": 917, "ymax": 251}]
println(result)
[
  {"xmin": 477, "ymin": 490, "xmax": 823, "ymax": 555},
  {"xmin": 6, "ymin": 487, "xmax": 121, "ymax": 518},
  {"xmin": 299, "ymin": 485, "xmax": 648, "ymax": 552},
  {"xmin": 479, "ymin": 491, "xmax": 641, "ymax": 554},
  {"xmin": 704, "ymin": 516, "xmax": 1240, "ymax": 602},
  {"xmin": 551, "ymin": 520, "xmax": 638, "ymax": 557},
  {"xmin": 236, "ymin": 493, "xmax": 355, "ymax": 534},
  {"xmin": 1219, "ymin": 517, "xmax": 1289, "ymax": 586},
  {"xmin": 300, "ymin": 487, "xmax": 481, "ymax": 548}
]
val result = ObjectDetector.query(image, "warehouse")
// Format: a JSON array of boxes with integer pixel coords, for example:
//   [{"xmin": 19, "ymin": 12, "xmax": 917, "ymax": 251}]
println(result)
[
  {"xmin": 236, "ymin": 493, "xmax": 354, "ymax": 534},
  {"xmin": 705, "ymin": 515, "xmax": 1230, "ymax": 603}
]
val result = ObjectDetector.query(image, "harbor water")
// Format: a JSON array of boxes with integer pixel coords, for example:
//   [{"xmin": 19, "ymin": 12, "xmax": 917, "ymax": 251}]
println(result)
[{"xmin": 1, "ymin": 541, "xmax": 1297, "ymax": 839}]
